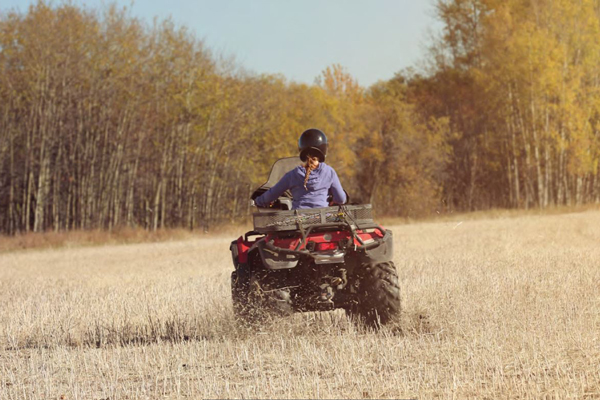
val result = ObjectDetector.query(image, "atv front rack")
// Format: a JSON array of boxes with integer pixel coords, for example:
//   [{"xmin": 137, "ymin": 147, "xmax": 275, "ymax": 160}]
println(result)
[{"xmin": 252, "ymin": 204, "xmax": 374, "ymax": 233}]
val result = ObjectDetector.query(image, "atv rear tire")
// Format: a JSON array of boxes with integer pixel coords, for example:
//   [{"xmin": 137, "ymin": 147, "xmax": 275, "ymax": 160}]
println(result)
[
  {"xmin": 231, "ymin": 270, "xmax": 293, "ymax": 325},
  {"xmin": 348, "ymin": 261, "xmax": 401, "ymax": 328},
  {"xmin": 259, "ymin": 287, "xmax": 293, "ymax": 317},
  {"xmin": 231, "ymin": 270, "xmax": 253, "ymax": 322}
]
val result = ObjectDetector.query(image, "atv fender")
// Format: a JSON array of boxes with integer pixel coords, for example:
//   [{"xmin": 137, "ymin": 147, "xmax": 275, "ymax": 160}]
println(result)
[
  {"xmin": 360, "ymin": 230, "xmax": 394, "ymax": 264},
  {"xmin": 231, "ymin": 232, "xmax": 265, "ymax": 270},
  {"xmin": 230, "ymin": 240, "xmax": 240, "ymax": 268}
]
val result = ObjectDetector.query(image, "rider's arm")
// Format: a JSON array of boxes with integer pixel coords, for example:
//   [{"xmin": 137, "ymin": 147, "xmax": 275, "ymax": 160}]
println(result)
[
  {"xmin": 329, "ymin": 169, "xmax": 347, "ymax": 204},
  {"xmin": 255, "ymin": 172, "xmax": 292, "ymax": 207}
]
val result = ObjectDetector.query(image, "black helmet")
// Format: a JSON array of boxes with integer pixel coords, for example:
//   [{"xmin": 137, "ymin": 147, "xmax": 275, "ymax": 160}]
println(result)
[{"xmin": 298, "ymin": 128, "xmax": 328, "ymax": 162}]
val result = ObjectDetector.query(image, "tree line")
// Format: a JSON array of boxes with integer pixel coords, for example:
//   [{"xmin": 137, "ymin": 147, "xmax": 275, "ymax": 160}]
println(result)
[
  {"xmin": 0, "ymin": 0, "xmax": 599, "ymax": 235},
  {"xmin": 410, "ymin": 0, "xmax": 600, "ymax": 210}
]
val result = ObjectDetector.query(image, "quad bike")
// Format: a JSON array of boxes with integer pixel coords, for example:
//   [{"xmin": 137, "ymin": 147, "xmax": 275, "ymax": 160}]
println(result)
[{"xmin": 230, "ymin": 157, "xmax": 400, "ymax": 328}]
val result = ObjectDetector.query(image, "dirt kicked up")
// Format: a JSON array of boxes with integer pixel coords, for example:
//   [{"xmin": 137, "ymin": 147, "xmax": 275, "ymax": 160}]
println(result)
[{"xmin": 1, "ymin": 211, "xmax": 599, "ymax": 399}]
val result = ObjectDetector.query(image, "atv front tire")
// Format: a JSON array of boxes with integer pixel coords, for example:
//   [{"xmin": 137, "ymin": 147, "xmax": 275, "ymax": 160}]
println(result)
[{"xmin": 348, "ymin": 261, "xmax": 401, "ymax": 328}]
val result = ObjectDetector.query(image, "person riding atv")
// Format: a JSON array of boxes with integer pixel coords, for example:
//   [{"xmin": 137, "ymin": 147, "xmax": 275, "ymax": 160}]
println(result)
[
  {"xmin": 255, "ymin": 128, "xmax": 347, "ymax": 209},
  {"xmin": 230, "ymin": 129, "xmax": 401, "ymax": 329}
]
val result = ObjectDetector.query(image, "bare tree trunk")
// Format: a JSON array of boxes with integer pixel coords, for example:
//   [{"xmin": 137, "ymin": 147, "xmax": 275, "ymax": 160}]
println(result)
[
  {"xmin": 467, "ymin": 149, "xmax": 478, "ymax": 210},
  {"xmin": 508, "ymin": 85, "xmax": 521, "ymax": 208},
  {"xmin": 594, "ymin": 163, "xmax": 600, "ymax": 203},
  {"xmin": 126, "ymin": 141, "xmax": 141, "ymax": 227},
  {"xmin": 532, "ymin": 136, "xmax": 544, "ymax": 208},
  {"xmin": 52, "ymin": 144, "xmax": 62, "ymax": 231},
  {"xmin": 576, "ymin": 175, "xmax": 583, "ymax": 205},
  {"xmin": 544, "ymin": 142, "xmax": 552, "ymax": 206},
  {"xmin": 33, "ymin": 142, "xmax": 50, "ymax": 233},
  {"xmin": 153, "ymin": 181, "xmax": 161, "ymax": 231},
  {"xmin": 9, "ymin": 127, "xmax": 15, "ymax": 234}
]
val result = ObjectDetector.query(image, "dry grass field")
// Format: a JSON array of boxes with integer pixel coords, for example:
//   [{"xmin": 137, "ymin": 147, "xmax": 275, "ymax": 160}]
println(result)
[{"xmin": 1, "ymin": 210, "xmax": 599, "ymax": 399}]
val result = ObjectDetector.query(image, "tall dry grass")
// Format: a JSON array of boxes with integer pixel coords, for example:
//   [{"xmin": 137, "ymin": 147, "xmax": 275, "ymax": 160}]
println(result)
[{"xmin": 0, "ymin": 211, "xmax": 599, "ymax": 399}]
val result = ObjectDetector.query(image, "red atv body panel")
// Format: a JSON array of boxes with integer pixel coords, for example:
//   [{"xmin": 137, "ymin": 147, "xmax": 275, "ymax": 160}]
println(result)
[{"xmin": 235, "ymin": 227, "xmax": 386, "ymax": 264}]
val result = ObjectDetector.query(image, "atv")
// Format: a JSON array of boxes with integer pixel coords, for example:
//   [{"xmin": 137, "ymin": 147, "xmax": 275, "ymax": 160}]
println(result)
[{"xmin": 230, "ymin": 157, "xmax": 400, "ymax": 328}]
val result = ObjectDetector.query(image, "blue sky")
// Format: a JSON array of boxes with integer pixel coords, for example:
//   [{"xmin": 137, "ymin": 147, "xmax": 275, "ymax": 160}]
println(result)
[{"xmin": 1, "ymin": 0, "xmax": 442, "ymax": 87}]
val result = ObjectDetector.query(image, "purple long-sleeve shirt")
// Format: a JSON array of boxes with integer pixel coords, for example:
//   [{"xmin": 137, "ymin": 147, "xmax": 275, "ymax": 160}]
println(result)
[{"xmin": 255, "ymin": 162, "xmax": 346, "ymax": 209}]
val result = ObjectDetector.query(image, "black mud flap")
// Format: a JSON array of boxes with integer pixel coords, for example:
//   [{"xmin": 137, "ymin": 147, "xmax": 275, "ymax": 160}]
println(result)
[{"xmin": 256, "ymin": 241, "xmax": 300, "ymax": 270}]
